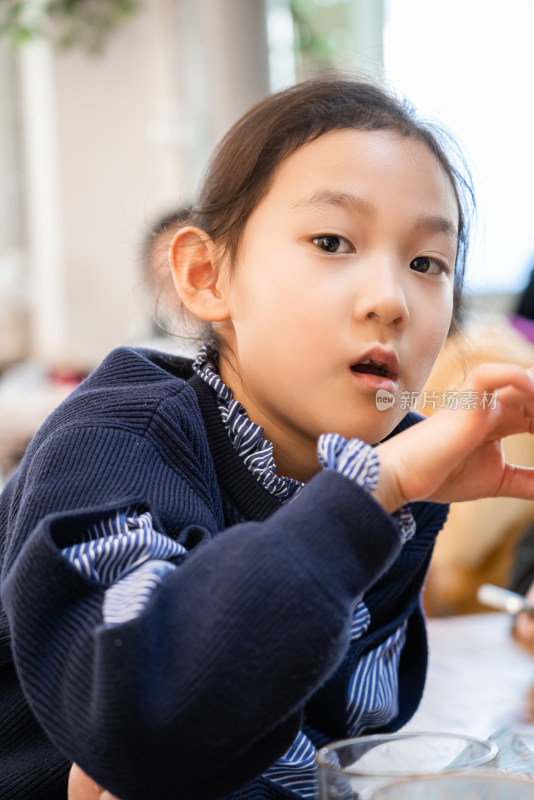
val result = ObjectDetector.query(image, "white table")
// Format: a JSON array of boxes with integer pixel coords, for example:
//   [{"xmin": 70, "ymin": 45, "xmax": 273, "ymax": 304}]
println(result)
[{"xmin": 403, "ymin": 613, "xmax": 534, "ymax": 745}]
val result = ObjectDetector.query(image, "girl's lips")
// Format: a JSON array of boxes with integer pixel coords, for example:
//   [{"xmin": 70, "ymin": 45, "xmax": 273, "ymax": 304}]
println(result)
[
  {"xmin": 350, "ymin": 369, "xmax": 399, "ymax": 395},
  {"xmin": 351, "ymin": 347, "xmax": 400, "ymax": 382}
]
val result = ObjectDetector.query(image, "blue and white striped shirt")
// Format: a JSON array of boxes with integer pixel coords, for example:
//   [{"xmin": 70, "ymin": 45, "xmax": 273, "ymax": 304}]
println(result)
[{"xmin": 62, "ymin": 342, "xmax": 416, "ymax": 799}]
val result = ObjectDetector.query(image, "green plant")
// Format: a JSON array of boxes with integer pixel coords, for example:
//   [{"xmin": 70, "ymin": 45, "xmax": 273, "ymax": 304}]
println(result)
[
  {"xmin": 0, "ymin": 0, "xmax": 138, "ymax": 53},
  {"xmin": 290, "ymin": 0, "xmax": 351, "ymax": 78}
]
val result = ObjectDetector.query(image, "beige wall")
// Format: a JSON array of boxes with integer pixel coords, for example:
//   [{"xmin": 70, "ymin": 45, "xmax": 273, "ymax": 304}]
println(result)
[
  {"xmin": 20, "ymin": 0, "xmax": 184, "ymax": 371},
  {"xmin": 18, "ymin": 0, "xmax": 273, "ymax": 372}
]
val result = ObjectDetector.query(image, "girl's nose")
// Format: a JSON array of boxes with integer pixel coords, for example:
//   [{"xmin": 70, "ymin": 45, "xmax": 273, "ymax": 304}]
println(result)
[{"xmin": 354, "ymin": 262, "xmax": 410, "ymax": 329}]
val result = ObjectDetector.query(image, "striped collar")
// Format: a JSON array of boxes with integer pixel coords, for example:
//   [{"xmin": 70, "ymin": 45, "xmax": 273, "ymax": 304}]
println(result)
[{"xmin": 192, "ymin": 343, "xmax": 302, "ymax": 502}]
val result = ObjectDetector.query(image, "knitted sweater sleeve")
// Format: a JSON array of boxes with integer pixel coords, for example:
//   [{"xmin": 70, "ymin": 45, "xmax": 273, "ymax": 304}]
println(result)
[{"xmin": 1, "ymin": 421, "xmax": 404, "ymax": 800}]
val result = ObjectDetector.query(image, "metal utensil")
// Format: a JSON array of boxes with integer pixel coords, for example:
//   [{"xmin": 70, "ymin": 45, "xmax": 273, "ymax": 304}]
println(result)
[{"xmin": 477, "ymin": 583, "xmax": 534, "ymax": 617}]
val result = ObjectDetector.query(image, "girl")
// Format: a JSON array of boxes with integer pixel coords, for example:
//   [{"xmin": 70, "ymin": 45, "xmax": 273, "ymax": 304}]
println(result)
[{"xmin": 2, "ymin": 77, "xmax": 534, "ymax": 800}]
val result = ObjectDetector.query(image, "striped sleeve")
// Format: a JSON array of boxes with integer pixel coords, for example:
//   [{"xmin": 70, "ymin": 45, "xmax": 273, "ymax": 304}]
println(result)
[
  {"xmin": 262, "ymin": 731, "xmax": 318, "ymax": 799},
  {"xmin": 317, "ymin": 433, "xmax": 380, "ymax": 489},
  {"xmin": 350, "ymin": 598, "xmax": 371, "ymax": 640},
  {"xmin": 345, "ymin": 622, "xmax": 407, "ymax": 736},
  {"xmin": 62, "ymin": 510, "xmax": 187, "ymax": 626},
  {"xmin": 317, "ymin": 434, "xmax": 413, "ymax": 741},
  {"xmin": 317, "ymin": 433, "xmax": 416, "ymax": 543}
]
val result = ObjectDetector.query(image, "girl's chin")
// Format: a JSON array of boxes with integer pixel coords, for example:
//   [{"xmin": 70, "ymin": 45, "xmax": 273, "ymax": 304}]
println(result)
[{"xmin": 337, "ymin": 414, "xmax": 402, "ymax": 447}]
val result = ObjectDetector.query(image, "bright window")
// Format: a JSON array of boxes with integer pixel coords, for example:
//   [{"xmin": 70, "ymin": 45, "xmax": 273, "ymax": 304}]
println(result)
[{"xmin": 384, "ymin": 0, "xmax": 534, "ymax": 294}]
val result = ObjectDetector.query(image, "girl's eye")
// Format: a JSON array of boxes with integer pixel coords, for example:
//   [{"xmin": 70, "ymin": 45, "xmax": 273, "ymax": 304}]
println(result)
[
  {"xmin": 312, "ymin": 235, "xmax": 353, "ymax": 254},
  {"xmin": 410, "ymin": 256, "xmax": 448, "ymax": 276}
]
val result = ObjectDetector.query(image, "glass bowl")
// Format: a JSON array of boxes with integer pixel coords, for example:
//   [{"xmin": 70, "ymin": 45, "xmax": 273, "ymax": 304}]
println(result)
[
  {"xmin": 368, "ymin": 770, "xmax": 534, "ymax": 799},
  {"xmin": 317, "ymin": 731, "xmax": 499, "ymax": 799}
]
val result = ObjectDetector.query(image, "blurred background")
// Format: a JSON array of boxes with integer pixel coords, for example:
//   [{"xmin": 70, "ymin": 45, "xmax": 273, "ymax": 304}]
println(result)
[
  {"xmin": 3, "ymin": 0, "xmax": 534, "ymax": 375},
  {"xmin": 4, "ymin": 1, "xmax": 534, "ymax": 616}
]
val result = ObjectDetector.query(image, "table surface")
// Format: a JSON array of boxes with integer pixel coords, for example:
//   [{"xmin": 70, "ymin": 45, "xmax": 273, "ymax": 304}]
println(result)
[{"xmin": 403, "ymin": 612, "xmax": 534, "ymax": 744}]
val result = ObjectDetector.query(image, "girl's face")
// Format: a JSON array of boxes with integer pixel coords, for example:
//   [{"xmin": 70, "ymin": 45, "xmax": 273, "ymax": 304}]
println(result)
[{"xmin": 215, "ymin": 129, "xmax": 458, "ymax": 482}]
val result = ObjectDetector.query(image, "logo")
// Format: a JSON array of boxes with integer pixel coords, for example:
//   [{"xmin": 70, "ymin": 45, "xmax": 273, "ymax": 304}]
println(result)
[{"xmin": 375, "ymin": 389, "xmax": 396, "ymax": 410}]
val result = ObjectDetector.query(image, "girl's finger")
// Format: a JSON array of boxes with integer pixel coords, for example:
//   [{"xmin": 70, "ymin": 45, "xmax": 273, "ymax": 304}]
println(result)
[
  {"xmin": 513, "ymin": 612, "xmax": 534, "ymax": 650},
  {"xmin": 470, "ymin": 362, "xmax": 534, "ymax": 395},
  {"xmin": 491, "ymin": 382, "xmax": 534, "ymax": 409},
  {"xmin": 495, "ymin": 463, "xmax": 534, "ymax": 500},
  {"xmin": 68, "ymin": 764, "xmax": 103, "ymax": 800}
]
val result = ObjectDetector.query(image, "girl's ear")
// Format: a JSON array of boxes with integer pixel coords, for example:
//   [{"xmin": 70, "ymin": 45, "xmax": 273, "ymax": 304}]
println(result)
[{"xmin": 169, "ymin": 226, "xmax": 230, "ymax": 321}]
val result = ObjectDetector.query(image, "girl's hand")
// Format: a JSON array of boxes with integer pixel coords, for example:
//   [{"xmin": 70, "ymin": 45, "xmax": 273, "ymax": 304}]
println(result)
[
  {"xmin": 68, "ymin": 764, "xmax": 120, "ymax": 800},
  {"xmin": 374, "ymin": 363, "xmax": 534, "ymax": 512}
]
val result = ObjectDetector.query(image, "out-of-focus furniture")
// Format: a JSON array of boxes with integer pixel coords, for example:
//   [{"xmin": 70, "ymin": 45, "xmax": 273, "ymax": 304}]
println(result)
[
  {"xmin": 403, "ymin": 612, "xmax": 534, "ymax": 740},
  {"xmin": 421, "ymin": 314, "xmax": 534, "ymax": 616},
  {"xmin": 0, "ymin": 364, "xmax": 78, "ymax": 487}
]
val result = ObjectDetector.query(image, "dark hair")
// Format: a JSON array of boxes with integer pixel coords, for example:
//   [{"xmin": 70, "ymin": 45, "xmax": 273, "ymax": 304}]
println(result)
[
  {"xmin": 516, "ymin": 266, "xmax": 534, "ymax": 321},
  {"xmin": 190, "ymin": 76, "xmax": 474, "ymax": 330}
]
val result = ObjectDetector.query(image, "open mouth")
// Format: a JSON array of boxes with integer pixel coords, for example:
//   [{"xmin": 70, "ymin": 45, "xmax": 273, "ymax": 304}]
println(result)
[{"xmin": 351, "ymin": 359, "xmax": 390, "ymax": 378}]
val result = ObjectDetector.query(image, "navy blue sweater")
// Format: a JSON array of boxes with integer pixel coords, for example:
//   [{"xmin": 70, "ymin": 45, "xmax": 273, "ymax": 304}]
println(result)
[{"xmin": 0, "ymin": 347, "xmax": 448, "ymax": 799}]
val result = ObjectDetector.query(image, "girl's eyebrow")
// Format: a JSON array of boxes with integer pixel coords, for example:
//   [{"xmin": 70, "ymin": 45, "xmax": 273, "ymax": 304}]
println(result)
[
  {"xmin": 291, "ymin": 190, "xmax": 375, "ymax": 217},
  {"xmin": 292, "ymin": 190, "xmax": 458, "ymax": 241},
  {"xmin": 414, "ymin": 214, "xmax": 458, "ymax": 241}
]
